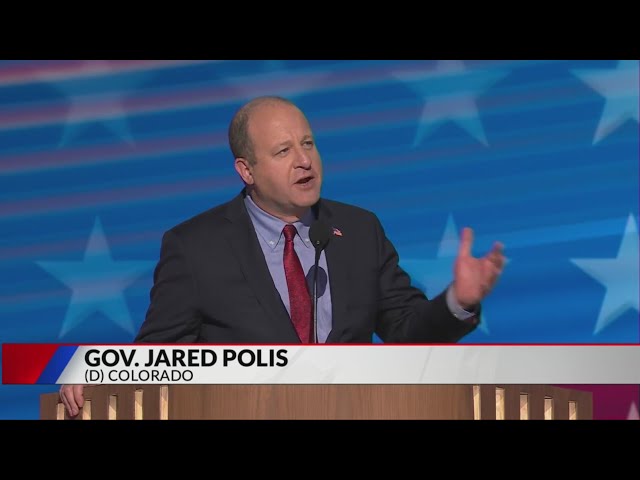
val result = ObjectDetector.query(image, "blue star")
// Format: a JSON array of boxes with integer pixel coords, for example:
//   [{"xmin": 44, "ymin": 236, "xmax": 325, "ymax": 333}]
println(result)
[
  {"xmin": 571, "ymin": 60, "xmax": 639, "ymax": 144},
  {"xmin": 37, "ymin": 217, "xmax": 155, "ymax": 338},
  {"xmin": 571, "ymin": 214, "xmax": 639, "ymax": 334},
  {"xmin": 401, "ymin": 214, "xmax": 498, "ymax": 335},
  {"xmin": 40, "ymin": 60, "xmax": 152, "ymax": 147},
  {"xmin": 393, "ymin": 60, "xmax": 510, "ymax": 146}
]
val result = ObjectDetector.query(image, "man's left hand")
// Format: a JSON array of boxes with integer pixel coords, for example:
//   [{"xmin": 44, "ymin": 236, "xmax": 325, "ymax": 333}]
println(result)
[{"xmin": 452, "ymin": 227, "xmax": 505, "ymax": 309}]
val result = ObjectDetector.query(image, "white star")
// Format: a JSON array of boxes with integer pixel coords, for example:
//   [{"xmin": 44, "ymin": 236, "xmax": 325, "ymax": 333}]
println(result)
[
  {"xmin": 37, "ymin": 217, "xmax": 155, "ymax": 338},
  {"xmin": 401, "ymin": 214, "xmax": 502, "ymax": 335},
  {"xmin": 571, "ymin": 60, "xmax": 639, "ymax": 144},
  {"xmin": 39, "ymin": 60, "xmax": 152, "ymax": 147},
  {"xmin": 627, "ymin": 402, "xmax": 639, "ymax": 420},
  {"xmin": 393, "ymin": 60, "xmax": 510, "ymax": 146},
  {"xmin": 571, "ymin": 214, "xmax": 639, "ymax": 334}
]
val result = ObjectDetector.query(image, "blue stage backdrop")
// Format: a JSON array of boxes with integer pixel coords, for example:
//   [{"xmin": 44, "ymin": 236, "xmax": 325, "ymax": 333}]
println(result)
[{"xmin": 0, "ymin": 60, "xmax": 638, "ymax": 419}]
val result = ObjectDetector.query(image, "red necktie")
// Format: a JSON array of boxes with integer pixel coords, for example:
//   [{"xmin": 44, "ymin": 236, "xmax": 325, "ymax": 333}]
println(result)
[{"xmin": 282, "ymin": 224, "xmax": 313, "ymax": 343}]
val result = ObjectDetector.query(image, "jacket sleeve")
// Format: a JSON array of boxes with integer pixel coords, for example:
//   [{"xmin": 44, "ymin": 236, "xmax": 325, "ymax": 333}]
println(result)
[
  {"xmin": 373, "ymin": 215, "xmax": 479, "ymax": 343},
  {"xmin": 135, "ymin": 229, "xmax": 202, "ymax": 343}
]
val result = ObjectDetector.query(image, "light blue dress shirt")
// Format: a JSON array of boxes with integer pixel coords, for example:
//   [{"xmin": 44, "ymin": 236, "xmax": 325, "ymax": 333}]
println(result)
[{"xmin": 245, "ymin": 195, "xmax": 333, "ymax": 342}]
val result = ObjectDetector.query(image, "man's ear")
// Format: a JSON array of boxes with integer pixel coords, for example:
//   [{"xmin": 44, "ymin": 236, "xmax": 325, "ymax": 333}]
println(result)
[{"xmin": 234, "ymin": 158, "xmax": 254, "ymax": 185}]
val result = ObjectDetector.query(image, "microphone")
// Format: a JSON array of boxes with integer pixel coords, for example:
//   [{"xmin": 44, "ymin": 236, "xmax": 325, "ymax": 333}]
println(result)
[{"xmin": 308, "ymin": 220, "xmax": 332, "ymax": 343}]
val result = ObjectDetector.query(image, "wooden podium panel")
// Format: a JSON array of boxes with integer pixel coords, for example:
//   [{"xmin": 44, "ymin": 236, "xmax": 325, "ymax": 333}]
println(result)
[
  {"xmin": 473, "ymin": 385, "xmax": 592, "ymax": 420},
  {"xmin": 41, "ymin": 384, "xmax": 592, "ymax": 420}
]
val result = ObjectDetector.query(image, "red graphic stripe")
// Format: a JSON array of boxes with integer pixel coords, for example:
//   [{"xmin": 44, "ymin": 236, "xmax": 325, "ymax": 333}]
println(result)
[{"xmin": 2, "ymin": 344, "xmax": 60, "ymax": 384}]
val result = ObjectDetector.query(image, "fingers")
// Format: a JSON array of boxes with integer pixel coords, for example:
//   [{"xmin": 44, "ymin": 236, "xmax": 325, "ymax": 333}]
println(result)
[
  {"xmin": 480, "ymin": 241, "xmax": 505, "ymax": 289},
  {"xmin": 59, "ymin": 385, "xmax": 76, "ymax": 417},
  {"xmin": 481, "ymin": 257, "xmax": 504, "ymax": 291},
  {"xmin": 486, "ymin": 242, "xmax": 505, "ymax": 272},
  {"xmin": 73, "ymin": 385, "xmax": 85, "ymax": 411},
  {"xmin": 59, "ymin": 387, "xmax": 72, "ymax": 417},
  {"xmin": 460, "ymin": 230, "xmax": 505, "ymax": 271},
  {"xmin": 458, "ymin": 227, "xmax": 474, "ymax": 257},
  {"xmin": 59, "ymin": 384, "xmax": 85, "ymax": 417}
]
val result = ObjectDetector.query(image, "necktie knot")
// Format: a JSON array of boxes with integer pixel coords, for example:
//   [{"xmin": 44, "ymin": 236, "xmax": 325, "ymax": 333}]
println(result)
[{"xmin": 283, "ymin": 224, "xmax": 297, "ymax": 243}]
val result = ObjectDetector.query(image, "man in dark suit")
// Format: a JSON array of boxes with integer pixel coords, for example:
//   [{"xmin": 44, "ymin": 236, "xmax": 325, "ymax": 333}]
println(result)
[{"xmin": 60, "ymin": 95, "xmax": 505, "ymax": 416}]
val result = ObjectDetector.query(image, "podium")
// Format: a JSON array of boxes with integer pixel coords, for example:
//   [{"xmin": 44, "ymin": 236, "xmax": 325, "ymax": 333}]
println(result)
[{"xmin": 41, "ymin": 384, "xmax": 592, "ymax": 420}]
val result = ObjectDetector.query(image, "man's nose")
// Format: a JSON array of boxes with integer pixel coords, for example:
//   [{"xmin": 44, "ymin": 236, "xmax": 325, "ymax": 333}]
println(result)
[{"xmin": 294, "ymin": 148, "xmax": 312, "ymax": 168}]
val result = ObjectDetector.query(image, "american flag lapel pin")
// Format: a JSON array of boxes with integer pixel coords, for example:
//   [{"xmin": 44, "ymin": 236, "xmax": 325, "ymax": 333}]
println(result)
[{"xmin": 333, "ymin": 227, "xmax": 343, "ymax": 237}]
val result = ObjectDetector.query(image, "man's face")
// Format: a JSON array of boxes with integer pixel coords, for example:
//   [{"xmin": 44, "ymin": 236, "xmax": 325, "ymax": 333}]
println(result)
[{"xmin": 237, "ymin": 102, "xmax": 323, "ymax": 221}]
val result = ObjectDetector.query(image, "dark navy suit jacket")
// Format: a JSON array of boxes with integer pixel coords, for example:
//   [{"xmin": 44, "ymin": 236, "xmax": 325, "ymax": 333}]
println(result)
[{"xmin": 135, "ymin": 190, "xmax": 478, "ymax": 344}]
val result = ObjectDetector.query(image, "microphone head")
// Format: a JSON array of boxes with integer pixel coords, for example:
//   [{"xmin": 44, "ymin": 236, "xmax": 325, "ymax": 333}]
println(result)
[{"xmin": 309, "ymin": 220, "xmax": 332, "ymax": 251}]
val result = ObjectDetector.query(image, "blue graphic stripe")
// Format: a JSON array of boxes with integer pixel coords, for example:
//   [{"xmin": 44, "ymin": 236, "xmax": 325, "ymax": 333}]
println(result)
[{"xmin": 36, "ymin": 346, "xmax": 78, "ymax": 384}]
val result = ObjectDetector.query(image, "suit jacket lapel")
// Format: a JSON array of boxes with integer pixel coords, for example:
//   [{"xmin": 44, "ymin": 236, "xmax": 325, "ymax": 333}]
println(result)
[
  {"xmin": 317, "ymin": 200, "xmax": 350, "ymax": 343},
  {"xmin": 222, "ymin": 191, "xmax": 298, "ymax": 341}
]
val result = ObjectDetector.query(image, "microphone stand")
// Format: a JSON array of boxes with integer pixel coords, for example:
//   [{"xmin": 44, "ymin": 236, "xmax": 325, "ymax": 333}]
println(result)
[
  {"xmin": 312, "ymin": 249, "xmax": 321, "ymax": 343},
  {"xmin": 309, "ymin": 220, "xmax": 331, "ymax": 344}
]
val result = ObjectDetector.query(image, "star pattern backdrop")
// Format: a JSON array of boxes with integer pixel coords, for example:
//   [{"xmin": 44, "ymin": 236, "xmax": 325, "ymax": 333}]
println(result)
[{"xmin": 0, "ymin": 60, "xmax": 638, "ymax": 419}]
